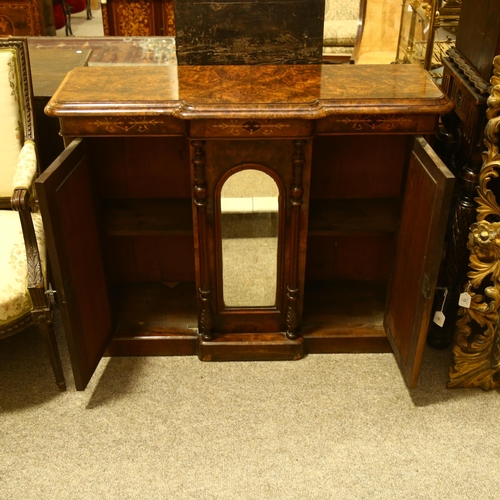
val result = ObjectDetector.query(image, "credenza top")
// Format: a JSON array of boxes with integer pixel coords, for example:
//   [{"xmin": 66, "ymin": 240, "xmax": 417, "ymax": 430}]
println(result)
[{"xmin": 46, "ymin": 64, "xmax": 453, "ymax": 120}]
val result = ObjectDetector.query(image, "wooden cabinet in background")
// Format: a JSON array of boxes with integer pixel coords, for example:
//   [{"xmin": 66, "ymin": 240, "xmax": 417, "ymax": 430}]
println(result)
[
  {"xmin": 0, "ymin": 0, "xmax": 55, "ymax": 36},
  {"xmin": 37, "ymin": 64, "xmax": 453, "ymax": 390},
  {"xmin": 101, "ymin": 0, "xmax": 175, "ymax": 36}
]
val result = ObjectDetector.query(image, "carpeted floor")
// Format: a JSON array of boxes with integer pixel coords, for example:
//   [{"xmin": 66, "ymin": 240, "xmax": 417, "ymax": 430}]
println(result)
[
  {"xmin": 1, "ymin": 310, "xmax": 500, "ymax": 500},
  {"xmin": 3, "ymin": 7, "xmax": 495, "ymax": 499}
]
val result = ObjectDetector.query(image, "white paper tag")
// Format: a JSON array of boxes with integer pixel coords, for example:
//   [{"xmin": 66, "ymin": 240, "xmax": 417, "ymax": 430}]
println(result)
[
  {"xmin": 459, "ymin": 292, "xmax": 471, "ymax": 308},
  {"xmin": 424, "ymin": 24, "xmax": 430, "ymax": 34},
  {"xmin": 433, "ymin": 311, "xmax": 446, "ymax": 327},
  {"xmin": 408, "ymin": 4, "xmax": 413, "ymax": 11}
]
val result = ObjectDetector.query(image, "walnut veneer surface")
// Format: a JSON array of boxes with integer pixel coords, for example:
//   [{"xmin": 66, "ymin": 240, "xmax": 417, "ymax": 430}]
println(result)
[{"xmin": 48, "ymin": 64, "xmax": 449, "ymax": 119}]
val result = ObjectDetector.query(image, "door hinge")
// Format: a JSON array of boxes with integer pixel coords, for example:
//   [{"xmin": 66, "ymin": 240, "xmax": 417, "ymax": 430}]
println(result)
[{"xmin": 45, "ymin": 283, "xmax": 57, "ymax": 305}]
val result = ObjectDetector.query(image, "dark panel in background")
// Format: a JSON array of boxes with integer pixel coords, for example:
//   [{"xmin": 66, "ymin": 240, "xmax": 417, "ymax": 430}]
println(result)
[{"xmin": 174, "ymin": 0, "xmax": 325, "ymax": 65}]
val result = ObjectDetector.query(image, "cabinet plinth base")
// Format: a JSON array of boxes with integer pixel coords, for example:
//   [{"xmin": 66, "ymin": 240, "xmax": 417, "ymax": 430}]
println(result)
[
  {"xmin": 304, "ymin": 331, "xmax": 392, "ymax": 354},
  {"xmin": 106, "ymin": 329, "xmax": 198, "ymax": 356},
  {"xmin": 197, "ymin": 333, "xmax": 304, "ymax": 361}
]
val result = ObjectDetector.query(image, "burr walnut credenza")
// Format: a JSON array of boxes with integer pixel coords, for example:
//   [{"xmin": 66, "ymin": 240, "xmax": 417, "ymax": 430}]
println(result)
[{"xmin": 36, "ymin": 63, "xmax": 454, "ymax": 390}]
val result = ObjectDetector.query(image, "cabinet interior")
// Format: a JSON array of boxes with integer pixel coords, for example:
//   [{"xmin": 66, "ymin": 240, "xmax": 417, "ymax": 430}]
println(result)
[
  {"xmin": 90, "ymin": 137, "xmax": 199, "ymax": 350},
  {"xmin": 303, "ymin": 134, "xmax": 410, "ymax": 346},
  {"xmin": 87, "ymin": 134, "xmax": 410, "ymax": 351}
]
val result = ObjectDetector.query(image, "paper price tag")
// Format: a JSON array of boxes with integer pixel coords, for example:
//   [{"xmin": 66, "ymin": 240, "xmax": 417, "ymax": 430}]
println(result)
[
  {"xmin": 424, "ymin": 24, "xmax": 430, "ymax": 34},
  {"xmin": 433, "ymin": 311, "xmax": 446, "ymax": 327},
  {"xmin": 459, "ymin": 292, "xmax": 471, "ymax": 308}
]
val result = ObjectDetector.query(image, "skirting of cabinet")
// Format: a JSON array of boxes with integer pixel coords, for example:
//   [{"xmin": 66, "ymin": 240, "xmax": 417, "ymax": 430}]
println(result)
[{"xmin": 103, "ymin": 280, "xmax": 391, "ymax": 358}]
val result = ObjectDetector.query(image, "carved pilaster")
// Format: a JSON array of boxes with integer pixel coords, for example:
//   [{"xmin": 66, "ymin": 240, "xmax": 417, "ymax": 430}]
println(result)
[
  {"xmin": 449, "ymin": 56, "xmax": 500, "ymax": 389},
  {"xmin": 192, "ymin": 140, "xmax": 214, "ymax": 341},
  {"xmin": 286, "ymin": 140, "xmax": 305, "ymax": 340}
]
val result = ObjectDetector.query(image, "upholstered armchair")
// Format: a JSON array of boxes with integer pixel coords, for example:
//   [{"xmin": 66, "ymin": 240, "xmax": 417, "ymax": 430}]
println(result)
[
  {"xmin": 323, "ymin": 0, "xmax": 365, "ymax": 61},
  {"xmin": 0, "ymin": 38, "xmax": 66, "ymax": 391}
]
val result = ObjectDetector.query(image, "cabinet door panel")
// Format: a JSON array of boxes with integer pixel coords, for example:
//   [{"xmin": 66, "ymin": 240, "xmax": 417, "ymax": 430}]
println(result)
[
  {"xmin": 36, "ymin": 139, "xmax": 113, "ymax": 390},
  {"xmin": 385, "ymin": 136, "xmax": 454, "ymax": 388}
]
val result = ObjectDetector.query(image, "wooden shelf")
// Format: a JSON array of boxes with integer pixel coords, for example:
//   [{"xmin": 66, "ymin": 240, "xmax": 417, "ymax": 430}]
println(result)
[
  {"xmin": 103, "ymin": 198, "xmax": 193, "ymax": 236},
  {"xmin": 302, "ymin": 280, "xmax": 392, "ymax": 353},
  {"xmin": 106, "ymin": 281, "xmax": 198, "ymax": 355},
  {"xmin": 308, "ymin": 198, "xmax": 400, "ymax": 235}
]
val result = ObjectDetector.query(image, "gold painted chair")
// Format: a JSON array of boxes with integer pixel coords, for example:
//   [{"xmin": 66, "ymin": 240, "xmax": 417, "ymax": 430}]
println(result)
[{"xmin": 0, "ymin": 37, "xmax": 66, "ymax": 391}]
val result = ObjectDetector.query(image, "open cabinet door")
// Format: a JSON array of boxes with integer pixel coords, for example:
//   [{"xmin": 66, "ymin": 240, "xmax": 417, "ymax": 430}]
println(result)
[
  {"xmin": 36, "ymin": 139, "xmax": 113, "ymax": 390},
  {"xmin": 385, "ymin": 136, "xmax": 454, "ymax": 389}
]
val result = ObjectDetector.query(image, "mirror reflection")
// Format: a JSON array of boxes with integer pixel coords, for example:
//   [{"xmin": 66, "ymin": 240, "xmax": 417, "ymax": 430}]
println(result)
[{"xmin": 220, "ymin": 169, "xmax": 279, "ymax": 308}]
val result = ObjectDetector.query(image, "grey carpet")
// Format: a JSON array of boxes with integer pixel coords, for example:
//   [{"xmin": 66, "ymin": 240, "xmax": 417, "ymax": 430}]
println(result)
[{"xmin": 1, "ymin": 312, "xmax": 500, "ymax": 500}]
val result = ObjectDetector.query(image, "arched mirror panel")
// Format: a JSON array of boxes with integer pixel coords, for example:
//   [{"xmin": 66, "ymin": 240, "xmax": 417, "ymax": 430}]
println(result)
[{"xmin": 219, "ymin": 168, "xmax": 281, "ymax": 308}]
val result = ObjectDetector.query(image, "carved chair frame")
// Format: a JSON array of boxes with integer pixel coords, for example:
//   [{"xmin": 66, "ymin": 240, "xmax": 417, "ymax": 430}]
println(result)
[{"xmin": 0, "ymin": 37, "xmax": 66, "ymax": 391}]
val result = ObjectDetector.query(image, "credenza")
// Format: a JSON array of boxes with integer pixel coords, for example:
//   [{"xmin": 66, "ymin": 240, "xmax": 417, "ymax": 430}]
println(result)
[{"xmin": 37, "ymin": 63, "xmax": 454, "ymax": 390}]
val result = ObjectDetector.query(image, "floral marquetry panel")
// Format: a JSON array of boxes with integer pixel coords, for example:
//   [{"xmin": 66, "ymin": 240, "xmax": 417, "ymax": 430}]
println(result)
[
  {"xmin": 449, "ymin": 56, "xmax": 500, "ymax": 390},
  {"xmin": 0, "ymin": 0, "xmax": 55, "ymax": 36},
  {"xmin": 102, "ymin": 0, "xmax": 175, "ymax": 37}
]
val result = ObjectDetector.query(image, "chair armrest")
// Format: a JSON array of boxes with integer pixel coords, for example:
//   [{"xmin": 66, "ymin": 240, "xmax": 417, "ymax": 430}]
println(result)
[
  {"xmin": 12, "ymin": 140, "xmax": 37, "ymax": 192},
  {"xmin": 11, "ymin": 143, "xmax": 47, "ymax": 307}
]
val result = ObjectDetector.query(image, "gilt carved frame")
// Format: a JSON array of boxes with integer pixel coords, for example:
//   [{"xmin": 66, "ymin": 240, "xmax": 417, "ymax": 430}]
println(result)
[{"xmin": 449, "ymin": 56, "xmax": 500, "ymax": 390}]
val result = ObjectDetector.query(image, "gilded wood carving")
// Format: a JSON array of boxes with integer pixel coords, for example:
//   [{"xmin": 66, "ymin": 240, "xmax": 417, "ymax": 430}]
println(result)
[{"xmin": 449, "ymin": 56, "xmax": 500, "ymax": 390}]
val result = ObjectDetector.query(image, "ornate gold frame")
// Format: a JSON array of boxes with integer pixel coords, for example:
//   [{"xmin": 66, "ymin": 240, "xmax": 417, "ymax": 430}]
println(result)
[{"xmin": 449, "ymin": 55, "xmax": 500, "ymax": 389}]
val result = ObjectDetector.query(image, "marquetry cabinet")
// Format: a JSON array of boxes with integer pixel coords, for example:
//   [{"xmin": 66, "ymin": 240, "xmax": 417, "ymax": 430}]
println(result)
[
  {"xmin": 0, "ymin": 0, "xmax": 55, "ymax": 36},
  {"xmin": 101, "ymin": 0, "xmax": 175, "ymax": 36},
  {"xmin": 37, "ymin": 64, "xmax": 454, "ymax": 390}
]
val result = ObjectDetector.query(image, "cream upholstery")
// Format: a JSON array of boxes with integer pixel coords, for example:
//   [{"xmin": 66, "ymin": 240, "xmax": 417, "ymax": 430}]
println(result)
[
  {"xmin": 0, "ymin": 38, "xmax": 65, "ymax": 391},
  {"xmin": 323, "ymin": 0, "xmax": 361, "ymax": 57},
  {"xmin": 0, "ymin": 45, "xmax": 45, "ymax": 326},
  {"xmin": 0, "ymin": 211, "xmax": 46, "ymax": 325},
  {"xmin": 0, "ymin": 49, "xmax": 23, "ymax": 197}
]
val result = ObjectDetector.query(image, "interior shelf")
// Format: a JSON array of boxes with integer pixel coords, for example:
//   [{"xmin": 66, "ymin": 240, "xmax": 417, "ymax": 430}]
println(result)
[
  {"xmin": 106, "ymin": 281, "xmax": 199, "ymax": 356},
  {"xmin": 302, "ymin": 280, "xmax": 391, "ymax": 353},
  {"xmin": 103, "ymin": 198, "xmax": 193, "ymax": 236},
  {"xmin": 308, "ymin": 198, "xmax": 400, "ymax": 235}
]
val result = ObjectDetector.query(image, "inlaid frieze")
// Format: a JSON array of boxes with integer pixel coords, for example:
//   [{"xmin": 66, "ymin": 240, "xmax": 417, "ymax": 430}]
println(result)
[
  {"xmin": 59, "ymin": 116, "xmax": 185, "ymax": 137},
  {"xmin": 189, "ymin": 119, "xmax": 313, "ymax": 139}
]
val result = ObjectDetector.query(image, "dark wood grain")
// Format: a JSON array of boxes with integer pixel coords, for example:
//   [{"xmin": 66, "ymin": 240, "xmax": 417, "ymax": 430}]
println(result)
[
  {"xmin": 302, "ymin": 281, "xmax": 391, "ymax": 353},
  {"xmin": 103, "ymin": 198, "xmax": 193, "ymax": 236},
  {"xmin": 385, "ymin": 138, "xmax": 454, "ymax": 388},
  {"xmin": 174, "ymin": 0, "xmax": 325, "ymax": 65},
  {"xmin": 36, "ymin": 140, "xmax": 113, "ymax": 391},
  {"xmin": 308, "ymin": 199, "xmax": 400, "ymax": 235},
  {"xmin": 198, "ymin": 334, "xmax": 303, "ymax": 361},
  {"xmin": 455, "ymin": 0, "xmax": 500, "ymax": 82},
  {"xmin": 106, "ymin": 281, "xmax": 198, "ymax": 356}
]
